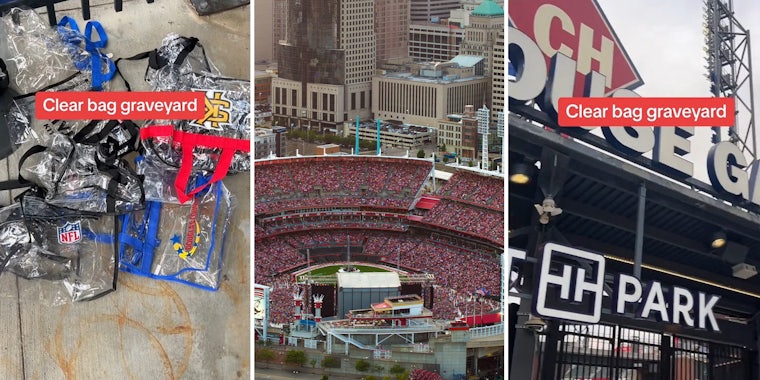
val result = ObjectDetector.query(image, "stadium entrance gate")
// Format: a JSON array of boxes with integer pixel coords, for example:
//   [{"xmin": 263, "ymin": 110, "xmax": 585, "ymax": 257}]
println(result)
[{"xmin": 530, "ymin": 321, "xmax": 751, "ymax": 380}]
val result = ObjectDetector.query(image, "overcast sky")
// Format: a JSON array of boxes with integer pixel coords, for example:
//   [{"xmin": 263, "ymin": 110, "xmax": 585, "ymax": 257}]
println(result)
[{"xmin": 595, "ymin": 0, "xmax": 760, "ymax": 182}]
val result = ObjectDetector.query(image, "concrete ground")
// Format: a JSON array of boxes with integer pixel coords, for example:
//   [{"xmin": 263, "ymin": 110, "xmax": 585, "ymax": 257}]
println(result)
[{"xmin": 0, "ymin": 0, "xmax": 250, "ymax": 379}]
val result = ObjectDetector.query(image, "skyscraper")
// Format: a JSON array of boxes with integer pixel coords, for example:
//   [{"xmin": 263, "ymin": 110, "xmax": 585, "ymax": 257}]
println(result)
[
  {"xmin": 408, "ymin": 20, "xmax": 464, "ymax": 62},
  {"xmin": 492, "ymin": 28, "xmax": 504, "ymax": 125},
  {"xmin": 459, "ymin": 0, "xmax": 504, "ymax": 123},
  {"xmin": 272, "ymin": 0, "xmax": 287, "ymax": 61},
  {"xmin": 272, "ymin": 0, "xmax": 375, "ymax": 131},
  {"xmin": 376, "ymin": 0, "xmax": 410, "ymax": 66},
  {"xmin": 409, "ymin": 0, "xmax": 461, "ymax": 23}
]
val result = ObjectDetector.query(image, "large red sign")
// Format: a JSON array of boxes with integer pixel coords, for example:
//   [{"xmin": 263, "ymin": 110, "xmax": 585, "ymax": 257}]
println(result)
[{"xmin": 510, "ymin": 0, "xmax": 644, "ymax": 96}]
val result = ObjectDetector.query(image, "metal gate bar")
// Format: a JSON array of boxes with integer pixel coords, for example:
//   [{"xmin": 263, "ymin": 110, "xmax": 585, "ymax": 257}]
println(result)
[
  {"xmin": 539, "ymin": 321, "xmax": 753, "ymax": 380},
  {"xmin": 0, "ymin": 0, "xmax": 155, "ymax": 25}
]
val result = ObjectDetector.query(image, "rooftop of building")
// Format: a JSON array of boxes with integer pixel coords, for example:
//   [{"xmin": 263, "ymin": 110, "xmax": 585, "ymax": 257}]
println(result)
[
  {"xmin": 377, "ymin": 70, "xmax": 486, "ymax": 84},
  {"xmin": 255, "ymin": 70, "xmax": 272, "ymax": 78},
  {"xmin": 472, "ymin": 0, "xmax": 504, "ymax": 16},
  {"xmin": 354, "ymin": 121, "xmax": 434, "ymax": 136},
  {"xmin": 449, "ymin": 55, "xmax": 485, "ymax": 68},
  {"xmin": 409, "ymin": 18, "xmax": 464, "ymax": 29},
  {"xmin": 255, "ymin": 127, "xmax": 274, "ymax": 136}
]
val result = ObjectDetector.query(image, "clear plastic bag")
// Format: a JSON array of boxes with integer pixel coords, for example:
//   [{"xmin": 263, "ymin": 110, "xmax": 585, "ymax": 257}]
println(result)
[
  {"xmin": 147, "ymin": 68, "xmax": 250, "ymax": 149},
  {"xmin": 7, "ymin": 71, "xmax": 92, "ymax": 149},
  {"xmin": 0, "ymin": 7, "xmax": 79, "ymax": 95},
  {"xmin": 18, "ymin": 133, "xmax": 144, "ymax": 214},
  {"xmin": 136, "ymin": 150, "xmax": 204, "ymax": 204},
  {"xmin": 141, "ymin": 69, "xmax": 250, "ymax": 203},
  {"xmin": 0, "ymin": 197, "xmax": 117, "ymax": 304},
  {"xmin": 144, "ymin": 33, "xmax": 220, "ymax": 85},
  {"xmin": 118, "ymin": 180, "xmax": 234, "ymax": 291}
]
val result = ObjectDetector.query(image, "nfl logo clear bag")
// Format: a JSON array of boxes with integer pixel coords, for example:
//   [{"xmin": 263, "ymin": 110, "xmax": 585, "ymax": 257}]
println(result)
[{"xmin": 0, "ymin": 196, "xmax": 118, "ymax": 304}]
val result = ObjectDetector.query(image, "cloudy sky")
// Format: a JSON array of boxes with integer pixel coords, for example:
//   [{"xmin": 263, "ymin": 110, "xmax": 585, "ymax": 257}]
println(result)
[{"xmin": 595, "ymin": 0, "xmax": 760, "ymax": 182}]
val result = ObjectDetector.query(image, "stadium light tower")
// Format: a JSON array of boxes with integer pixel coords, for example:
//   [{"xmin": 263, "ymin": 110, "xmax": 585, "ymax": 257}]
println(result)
[
  {"xmin": 355, "ymin": 116, "xmax": 361, "ymax": 155},
  {"xmin": 704, "ymin": 0, "xmax": 757, "ymax": 161},
  {"xmin": 477, "ymin": 105, "xmax": 490, "ymax": 171}
]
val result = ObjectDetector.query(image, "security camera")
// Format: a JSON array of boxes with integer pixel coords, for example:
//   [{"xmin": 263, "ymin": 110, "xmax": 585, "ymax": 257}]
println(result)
[{"xmin": 524, "ymin": 315, "xmax": 547, "ymax": 332}]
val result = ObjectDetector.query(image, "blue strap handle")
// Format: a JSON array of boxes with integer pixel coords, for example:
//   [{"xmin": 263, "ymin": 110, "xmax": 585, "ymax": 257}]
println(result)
[
  {"xmin": 82, "ymin": 228, "xmax": 115, "ymax": 244},
  {"xmin": 58, "ymin": 16, "xmax": 81, "ymax": 34},
  {"xmin": 84, "ymin": 21, "xmax": 107, "ymax": 49},
  {"xmin": 142, "ymin": 201, "xmax": 163, "ymax": 273},
  {"xmin": 84, "ymin": 21, "xmax": 116, "ymax": 91},
  {"xmin": 57, "ymin": 17, "xmax": 89, "ymax": 71}
]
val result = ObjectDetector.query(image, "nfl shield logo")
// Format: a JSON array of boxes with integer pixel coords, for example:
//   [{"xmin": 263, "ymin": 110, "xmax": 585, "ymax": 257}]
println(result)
[{"xmin": 58, "ymin": 221, "xmax": 82, "ymax": 244}]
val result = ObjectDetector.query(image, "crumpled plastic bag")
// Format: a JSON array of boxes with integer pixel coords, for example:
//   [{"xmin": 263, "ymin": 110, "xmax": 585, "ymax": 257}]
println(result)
[
  {"xmin": 145, "ymin": 33, "xmax": 220, "ymax": 85},
  {"xmin": 0, "ymin": 196, "xmax": 117, "ymax": 304},
  {"xmin": 0, "ymin": 7, "xmax": 79, "ymax": 95},
  {"xmin": 18, "ymin": 133, "xmax": 143, "ymax": 214}
]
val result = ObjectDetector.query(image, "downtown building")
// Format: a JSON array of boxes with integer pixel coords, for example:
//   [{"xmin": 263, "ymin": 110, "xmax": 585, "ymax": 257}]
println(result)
[
  {"xmin": 272, "ymin": 0, "xmax": 287, "ymax": 61},
  {"xmin": 436, "ymin": 105, "xmax": 480, "ymax": 159},
  {"xmin": 254, "ymin": 127, "xmax": 288, "ymax": 159},
  {"xmin": 408, "ymin": 20, "xmax": 464, "ymax": 63},
  {"xmin": 272, "ymin": 0, "xmax": 375, "ymax": 132},
  {"xmin": 458, "ymin": 0, "xmax": 504, "ymax": 124},
  {"xmin": 376, "ymin": 0, "xmax": 410, "ymax": 66},
  {"xmin": 409, "ymin": 0, "xmax": 461, "ymax": 22},
  {"xmin": 372, "ymin": 56, "xmax": 488, "ymax": 134}
]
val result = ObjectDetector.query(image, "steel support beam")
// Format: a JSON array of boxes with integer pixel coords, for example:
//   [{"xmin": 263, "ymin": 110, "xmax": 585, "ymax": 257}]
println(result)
[{"xmin": 634, "ymin": 183, "xmax": 646, "ymax": 279}]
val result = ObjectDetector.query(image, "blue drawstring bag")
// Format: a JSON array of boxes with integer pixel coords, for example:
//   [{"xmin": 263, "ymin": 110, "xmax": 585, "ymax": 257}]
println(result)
[{"xmin": 117, "ymin": 177, "xmax": 234, "ymax": 291}]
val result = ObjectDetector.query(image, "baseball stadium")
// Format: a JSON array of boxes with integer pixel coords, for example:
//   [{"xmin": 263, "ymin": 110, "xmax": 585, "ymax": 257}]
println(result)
[{"xmin": 254, "ymin": 154, "xmax": 505, "ymax": 379}]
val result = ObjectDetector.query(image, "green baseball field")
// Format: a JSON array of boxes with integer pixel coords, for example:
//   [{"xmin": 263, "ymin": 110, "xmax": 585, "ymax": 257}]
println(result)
[{"xmin": 301, "ymin": 264, "xmax": 391, "ymax": 276}]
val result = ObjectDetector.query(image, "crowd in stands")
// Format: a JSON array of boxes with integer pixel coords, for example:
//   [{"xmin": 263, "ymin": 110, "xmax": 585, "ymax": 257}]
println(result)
[
  {"xmin": 266, "ymin": 276, "xmax": 300, "ymax": 325},
  {"xmin": 281, "ymin": 230, "xmax": 369, "ymax": 249},
  {"xmin": 265, "ymin": 221, "xmax": 406, "ymax": 235},
  {"xmin": 255, "ymin": 238, "xmax": 302, "ymax": 285},
  {"xmin": 255, "ymin": 197, "xmax": 412, "ymax": 214},
  {"xmin": 255, "ymin": 224, "xmax": 267, "ymax": 241},
  {"xmin": 432, "ymin": 285, "xmax": 500, "ymax": 321},
  {"xmin": 422, "ymin": 199, "xmax": 504, "ymax": 244},
  {"xmin": 430, "ymin": 232, "xmax": 499, "ymax": 256},
  {"xmin": 254, "ymin": 157, "xmax": 432, "ymax": 214},
  {"xmin": 363, "ymin": 234, "xmax": 423, "ymax": 260},
  {"xmin": 437, "ymin": 171, "xmax": 504, "ymax": 211},
  {"xmin": 255, "ymin": 228, "xmax": 501, "ymax": 323},
  {"xmin": 388, "ymin": 239, "xmax": 499, "ymax": 292},
  {"xmin": 261, "ymin": 213, "xmax": 407, "ymax": 236}
]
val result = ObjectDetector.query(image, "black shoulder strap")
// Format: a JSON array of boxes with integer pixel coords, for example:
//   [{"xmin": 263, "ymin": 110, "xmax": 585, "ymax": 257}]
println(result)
[
  {"xmin": 174, "ymin": 37, "xmax": 200, "ymax": 67},
  {"xmin": 114, "ymin": 36, "xmax": 205, "ymax": 92},
  {"xmin": 114, "ymin": 50, "xmax": 155, "ymax": 92},
  {"xmin": 0, "ymin": 144, "xmax": 49, "ymax": 199},
  {"xmin": 95, "ymin": 158, "xmax": 144, "ymax": 214},
  {"xmin": 73, "ymin": 120, "xmax": 139, "ymax": 162}
]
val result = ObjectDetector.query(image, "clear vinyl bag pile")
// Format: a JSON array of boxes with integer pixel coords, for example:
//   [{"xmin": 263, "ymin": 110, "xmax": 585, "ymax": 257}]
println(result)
[{"xmin": 0, "ymin": 7, "xmax": 249, "ymax": 303}]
